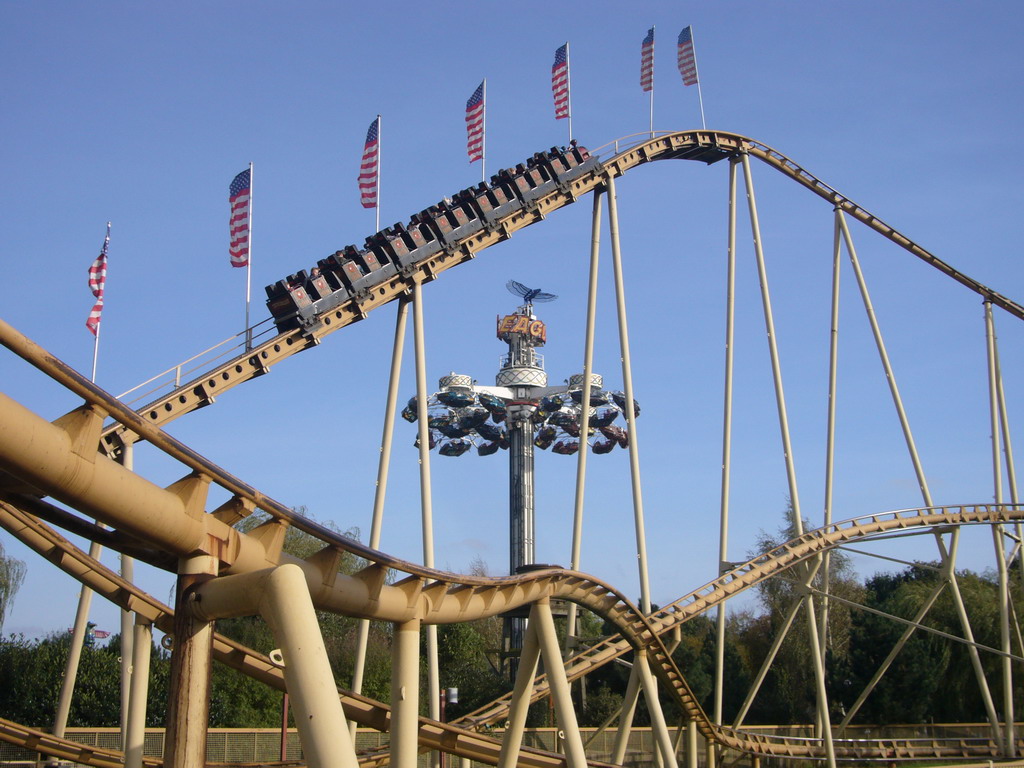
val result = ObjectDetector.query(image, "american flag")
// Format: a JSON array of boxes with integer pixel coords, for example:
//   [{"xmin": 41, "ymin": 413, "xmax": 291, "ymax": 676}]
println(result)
[
  {"xmin": 677, "ymin": 26, "xmax": 699, "ymax": 86},
  {"xmin": 358, "ymin": 116, "xmax": 380, "ymax": 208},
  {"xmin": 228, "ymin": 168, "xmax": 251, "ymax": 268},
  {"xmin": 466, "ymin": 81, "xmax": 485, "ymax": 163},
  {"xmin": 551, "ymin": 43, "xmax": 570, "ymax": 119},
  {"xmin": 640, "ymin": 28, "xmax": 655, "ymax": 92},
  {"xmin": 86, "ymin": 224, "xmax": 109, "ymax": 336}
]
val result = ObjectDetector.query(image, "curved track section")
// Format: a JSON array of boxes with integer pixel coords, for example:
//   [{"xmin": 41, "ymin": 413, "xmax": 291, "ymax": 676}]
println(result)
[
  {"xmin": 96, "ymin": 130, "xmax": 1024, "ymax": 457},
  {"xmin": 457, "ymin": 505, "xmax": 1024, "ymax": 727}
]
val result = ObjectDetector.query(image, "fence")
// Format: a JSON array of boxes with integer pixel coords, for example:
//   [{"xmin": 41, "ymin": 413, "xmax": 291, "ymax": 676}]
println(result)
[{"xmin": 1, "ymin": 724, "xmax": 1018, "ymax": 768}]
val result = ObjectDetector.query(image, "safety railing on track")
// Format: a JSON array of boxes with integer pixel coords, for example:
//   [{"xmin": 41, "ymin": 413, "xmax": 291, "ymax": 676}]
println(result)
[{"xmin": 114, "ymin": 318, "xmax": 278, "ymax": 409}]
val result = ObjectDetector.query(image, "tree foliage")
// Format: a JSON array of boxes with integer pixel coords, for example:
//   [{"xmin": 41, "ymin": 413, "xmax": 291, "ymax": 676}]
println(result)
[
  {"xmin": 845, "ymin": 564, "xmax": 1023, "ymax": 723},
  {"xmin": 0, "ymin": 631, "xmax": 169, "ymax": 727},
  {"xmin": 0, "ymin": 539, "xmax": 27, "ymax": 631},
  {"xmin": 736, "ymin": 503, "xmax": 865, "ymax": 724},
  {"xmin": 1, "ymin": 505, "xmax": 1020, "ymax": 732}
]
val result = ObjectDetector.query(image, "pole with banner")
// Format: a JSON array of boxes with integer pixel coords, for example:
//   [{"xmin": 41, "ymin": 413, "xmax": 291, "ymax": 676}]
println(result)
[
  {"xmin": 86, "ymin": 222, "xmax": 110, "ymax": 381},
  {"xmin": 359, "ymin": 115, "xmax": 382, "ymax": 232},
  {"xmin": 481, "ymin": 80, "xmax": 487, "ymax": 182},
  {"xmin": 229, "ymin": 165, "xmax": 254, "ymax": 349},
  {"xmin": 466, "ymin": 80, "xmax": 486, "ymax": 182},
  {"xmin": 641, "ymin": 27, "xmax": 655, "ymax": 137},
  {"xmin": 677, "ymin": 26, "xmax": 706, "ymax": 129},
  {"xmin": 552, "ymin": 43, "xmax": 572, "ymax": 144}
]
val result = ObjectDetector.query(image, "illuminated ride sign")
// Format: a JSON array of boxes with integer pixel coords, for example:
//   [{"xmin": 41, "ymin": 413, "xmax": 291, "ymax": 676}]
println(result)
[{"xmin": 496, "ymin": 313, "xmax": 547, "ymax": 345}]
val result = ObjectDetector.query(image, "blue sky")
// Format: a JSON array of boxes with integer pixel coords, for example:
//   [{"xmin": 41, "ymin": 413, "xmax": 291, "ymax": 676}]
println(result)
[{"xmin": 2, "ymin": 1, "xmax": 1023, "ymax": 639}]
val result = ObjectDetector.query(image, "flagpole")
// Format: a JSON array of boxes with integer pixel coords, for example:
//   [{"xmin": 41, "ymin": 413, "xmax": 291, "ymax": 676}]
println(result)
[
  {"xmin": 696, "ymin": 81, "xmax": 706, "ymax": 130},
  {"xmin": 375, "ymin": 115, "xmax": 381, "ymax": 233},
  {"xmin": 691, "ymin": 32, "xmax": 707, "ymax": 130},
  {"xmin": 245, "ymin": 162, "xmax": 253, "ymax": 350},
  {"xmin": 91, "ymin": 310, "xmax": 101, "ymax": 382},
  {"xmin": 90, "ymin": 222, "xmax": 110, "ymax": 382},
  {"xmin": 481, "ymin": 79, "xmax": 487, "ymax": 184},
  {"xmin": 565, "ymin": 41, "xmax": 573, "ymax": 144}
]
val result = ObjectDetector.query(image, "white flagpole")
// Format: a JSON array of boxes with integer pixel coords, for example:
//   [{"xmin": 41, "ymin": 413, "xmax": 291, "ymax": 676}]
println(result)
[
  {"xmin": 245, "ymin": 162, "xmax": 253, "ymax": 350},
  {"xmin": 91, "ymin": 309, "xmax": 101, "ymax": 382},
  {"xmin": 90, "ymin": 222, "xmax": 110, "ymax": 383},
  {"xmin": 691, "ymin": 31, "xmax": 707, "ymax": 130},
  {"xmin": 482, "ymin": 79, "xmax": 487, "ymax": 184},
  {"xmin": 566, "ymin": 42, "xmax": 573, "ymax": 144},
  {"xmin": 375, "ymin": 115, "xmax": 381, "ymax": 233}
]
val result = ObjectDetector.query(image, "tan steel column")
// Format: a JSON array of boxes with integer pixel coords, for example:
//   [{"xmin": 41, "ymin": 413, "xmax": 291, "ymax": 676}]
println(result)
[
  {"xmin": 119, "ymin": 440, "xmax": 136, "ymax": 744},
  {"xmin": 164, "ymin": 554, "xmax": 217, "ymax": 768},
  {"xmin": 801, "ymin": 597, "xmax": 836, "ymax": 768},
  {"xmin": 739, "ymin": 152, "xmax": 803, "ymax": 532},
  {"xmin": 604, "ymin": 173, "xmax": 652, "ymax": 615},
  {"xmin": 611, "ymin": 665, "xmax": 642, "ymax": 764},
  {"xmin": 532, "ymin": 600, "xmax": 587, "ymax": 768},
  {"xmin": 52, "ymin": 538, "xmax": 102, "ymax": 738},
  {"xmin": 818, "ymin": 210, "xmax": 844, "ymax": 672},
  {"xmin": 497, "ymin": 613, "xmax": 541, "ymax": 768},
  {"xmin": 837, "ymin": 212, "xmax": 932, "ymax": 505},
  {"xmin": 990, "ymin": 322, "xmax": 1023, "ymax": 596},
  {"xmin": 938, "ymin": 530, "xmax": 1003, "ymax": 739},
  {"xmin": 713, "ymin": 157, "xmax": 739, "ymax": 732},
  {"xmin": 634, "ymin": 652, "xmax": 680, "ymax": 768},
  {"xmin": 412, "ymin": 281, "xmax": 441, "ymax": 766},
  {"xmin": 837, "ymin": 578, "xmax": 947, "ymax": 730},
  {"xmin": 123, "ymin": 617, "xmax": 152, "ymax": 768},
  {"xmin": 194, "ymin": 565, "xmax": 357, "ymax": 768},
  {"xmin": 566, "ymin": 187, "xmax": 604, "ymax": 646},
  {"xmin": 261, "ymin": 566, "xmax": 356, "ymax": 768},
  {"xmin": 686, "ymin": 720, "xmax": 697, "ymax": 768},
  {"xmin": 985, "ymin": 301, "xmax": 1016, "ymax": 757},
  {"xmin": 391, "ymin": 619, "xmax": 422, "ymax": 768},
  {"xmin": 351, "ymin": 297, "xmax": 410, "ymax": 740}
]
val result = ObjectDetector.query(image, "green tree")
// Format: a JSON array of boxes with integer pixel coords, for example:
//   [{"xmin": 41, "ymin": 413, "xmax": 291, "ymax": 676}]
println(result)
[
  {"xmin": 435, "ymin": 557, "xmax": 507, "ymax": 720},
  {"xmin": 847, "ymin": 564, "xmax": 1023, "ymax": 724},
  {"xmin": 0, "ymin": 539, "xmax": 26, "ymax": 631},
  {"xmin": 845, "ymin": 565, "xmax": 949, "ymax": 723},
  {"xmin": 0, "ymin": 631, "xmax": 170, "ymax": 727},
  {"xmin": 743, "ymin": 502, "xmax": 864, "ymax": 724}
]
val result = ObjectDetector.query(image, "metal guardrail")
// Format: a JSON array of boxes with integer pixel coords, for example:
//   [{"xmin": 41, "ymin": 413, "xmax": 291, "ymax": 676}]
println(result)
[{"xmin": 114, "ymin": 319, "xmax": 277, "ymax": 408}]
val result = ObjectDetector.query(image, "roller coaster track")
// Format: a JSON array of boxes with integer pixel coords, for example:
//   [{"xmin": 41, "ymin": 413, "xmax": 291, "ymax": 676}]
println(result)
[
  {"xmin": 2, "ymin": 489, "xmax": 1022, "ymax": 762},
  {"xmin": 1, "ymin": 425, "xmax": 1022, "ymax": 765},
  {"xmin": 456, "ymin": 506, "xmax": 1024, "ymax": 731},
  {"xmin": 0, "ymin": 717, "xmax": 164, "ymax": 768},
  {"xmin": 3, "ymin": 130, "xmax": 1024, "ymax": 765},
  {"xmin": 0, "ymin": 499, "xmax": 617, "ymax": 768},
  {"xmin": 96, "ymin": 129, "xmax": 1024, "ymax": 458}
]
